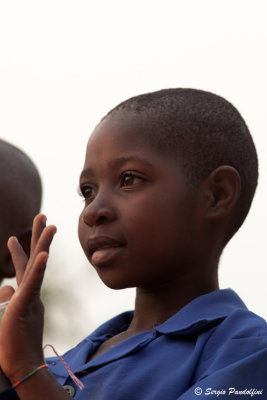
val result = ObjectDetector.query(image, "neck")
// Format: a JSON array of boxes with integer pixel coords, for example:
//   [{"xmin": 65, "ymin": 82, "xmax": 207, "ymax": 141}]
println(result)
[{"xmin": 127, "ymin": 269, "xmax": 219, "ymax": 333}]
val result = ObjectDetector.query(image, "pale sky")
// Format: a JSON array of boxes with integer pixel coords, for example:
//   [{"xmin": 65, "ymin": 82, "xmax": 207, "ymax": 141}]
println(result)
[{"xmin": 0, "ymin": 0, "xmax": 266, "ymax": 355}]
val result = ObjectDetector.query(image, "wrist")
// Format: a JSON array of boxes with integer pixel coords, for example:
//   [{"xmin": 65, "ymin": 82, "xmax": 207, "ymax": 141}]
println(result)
[
  {"xmin": 12, "ymin": 367, "xmax": 72, "ymax": 400},
  {"xmin": 11, "ymin": 364, "xmax": 48, "ymax": 389},
  {"xmin": 6, "ymin": 359, "xmax": 46, "ymax": 386},
  {"xmin": 0, "ymin": 367, "xmax": 12, "ymax": 391}
]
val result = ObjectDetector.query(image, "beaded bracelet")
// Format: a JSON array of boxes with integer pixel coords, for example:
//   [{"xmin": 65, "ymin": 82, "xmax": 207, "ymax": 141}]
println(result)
[{"xmin": 12, "ymin": 364, "xmax": 48, "ymax": 389}]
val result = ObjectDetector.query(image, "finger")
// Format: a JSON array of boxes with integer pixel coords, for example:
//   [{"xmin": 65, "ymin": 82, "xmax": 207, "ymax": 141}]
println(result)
[
  {"xmin": 31, "ymin": 225, "xmax": 57, "ymax": 262},
  {"xmin": 16, "ymin": 252, "xmax": 49, "ymax": 308},
  {"xmin": 22, "ymin": 225, "xmax": 56, "ymax": 282},
  {"xmin": 7, "ymin": 237, "xmax": 28, "ymax": 286},
  {"xmin": 30, "ymin": 214, "xmax": 47, "ymax": 254}
]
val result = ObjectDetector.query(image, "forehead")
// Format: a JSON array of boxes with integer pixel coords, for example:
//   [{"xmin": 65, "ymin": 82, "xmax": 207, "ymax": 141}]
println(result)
[{"xmin": 85, "ymin": 111, "xmax": 176, "ymax": 168}]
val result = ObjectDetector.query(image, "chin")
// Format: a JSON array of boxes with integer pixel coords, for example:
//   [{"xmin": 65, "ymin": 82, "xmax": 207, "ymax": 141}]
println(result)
[
  {"xmin": 101, "ymin": 280, "xmax": 133, "ymax": 291},
  {"xmin": 97, "ymin": 274, "xmax": 135, "ymax": 291}
]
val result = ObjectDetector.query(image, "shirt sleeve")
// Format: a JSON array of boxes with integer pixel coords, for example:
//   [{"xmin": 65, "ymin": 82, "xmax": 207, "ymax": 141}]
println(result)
[{"xmin": 177, "ymin": 348, "xmax": 267, "ymax": 399}]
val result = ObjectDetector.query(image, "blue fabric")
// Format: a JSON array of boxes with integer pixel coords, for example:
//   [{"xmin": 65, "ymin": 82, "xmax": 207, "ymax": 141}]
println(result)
[
  {"xmin": 1, "ymin": 289, "xmax": 266, "ymax": 399},
  {"xmin": 47, "ymin": 289, "xmax": 267, "ymax": 399}
]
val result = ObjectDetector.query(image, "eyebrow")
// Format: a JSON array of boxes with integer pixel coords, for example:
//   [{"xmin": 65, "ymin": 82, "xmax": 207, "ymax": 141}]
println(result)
[{"xmin": 79, "ymin": 156, "xmax": 153, "ymax": 180}]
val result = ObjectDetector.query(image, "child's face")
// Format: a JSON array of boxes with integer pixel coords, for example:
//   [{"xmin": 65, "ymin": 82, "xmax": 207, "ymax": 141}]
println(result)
[{"xmin": 78, "ymin": 112, "xmax": 205, "ymax": 290}]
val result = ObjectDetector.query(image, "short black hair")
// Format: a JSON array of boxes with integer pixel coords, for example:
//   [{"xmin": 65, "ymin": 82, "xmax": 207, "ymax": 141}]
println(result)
[{"xmin": 105, "ymin": 88, "xmax": 258, "ymax": 240}]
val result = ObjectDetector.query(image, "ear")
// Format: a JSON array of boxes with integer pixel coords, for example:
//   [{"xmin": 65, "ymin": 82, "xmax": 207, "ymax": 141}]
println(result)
[{"xmin": 204, "ymin": 166, "xmax": 241, "ymax": 219}]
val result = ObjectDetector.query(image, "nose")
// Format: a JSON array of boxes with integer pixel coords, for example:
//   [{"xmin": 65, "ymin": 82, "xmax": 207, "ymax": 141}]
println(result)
[{"xmin": 81, "ymin": 195, "xmax": 116, "ymax": 227}]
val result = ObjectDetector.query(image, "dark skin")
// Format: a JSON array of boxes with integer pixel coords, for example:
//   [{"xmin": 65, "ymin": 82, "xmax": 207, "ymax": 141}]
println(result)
[
  {"xmin": 0, "ymin": 228, "xmax": 33, "ymax": 283},
  {"xmin": 0, "ymin": 111, "xmax": 241, "ymax": 398},
  {"xmin": 79, "ymin": 112, "xmax": 240, "ymax": 358},
  {"xmin": 0, "ymin": 189, "xmax": 40, "ymax": 283},
  {"xmin": 0, "ymin": 141, "xmax": 42, "ymax": 283}
]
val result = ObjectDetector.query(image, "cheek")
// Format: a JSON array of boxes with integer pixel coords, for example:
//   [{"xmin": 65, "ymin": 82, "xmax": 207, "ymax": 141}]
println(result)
[
  {"xmin": 78, "ymin": 213, "xmax": 87, "ymax": 251},
  {"xmin": 125, "ymin": 201, "xmax": 171, "ymax": 253},
  {"xmin": 133, "ymin": 194, "xmax": 180, "ymax": 231},
  {"xmin": 129, "ymin": 196, "xmax": 193, "ymax": 255}
]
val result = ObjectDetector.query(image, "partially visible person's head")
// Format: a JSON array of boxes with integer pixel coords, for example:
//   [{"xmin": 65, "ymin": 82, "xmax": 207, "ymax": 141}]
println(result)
[
  {"xmin": 0, "ymin": 139, "xmax": 42, "ymax": 281},
  {"xmin": 103, "ymin": 88, "xmax": 258, "ymax": 242}
]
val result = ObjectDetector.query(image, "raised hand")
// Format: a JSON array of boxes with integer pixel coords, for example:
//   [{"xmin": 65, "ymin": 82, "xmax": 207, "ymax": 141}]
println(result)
[{"xmin": 0, "ymin": 214, "xmax": 57, "ymax": 384}]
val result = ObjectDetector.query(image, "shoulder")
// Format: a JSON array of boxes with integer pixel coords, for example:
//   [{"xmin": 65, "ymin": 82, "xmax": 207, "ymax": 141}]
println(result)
[
  {"xmin": 209, "ymin": 307, "xmax": 267, "ymax": 343},
  {"xmin": 182, "ymin": 306, "xmax": 267, "ymax": 398},
  {"xmin": 196, "ymin": 307, "xmax": 267, "ymax": 380}
]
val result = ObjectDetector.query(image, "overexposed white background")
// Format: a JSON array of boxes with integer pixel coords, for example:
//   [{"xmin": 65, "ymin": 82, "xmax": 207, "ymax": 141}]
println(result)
[{"xmin": 0, "ymin": 0, "xmax": 266, "ymax": 355}]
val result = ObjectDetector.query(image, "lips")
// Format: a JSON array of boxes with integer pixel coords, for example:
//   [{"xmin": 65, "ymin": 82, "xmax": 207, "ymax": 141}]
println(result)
[{"xmin": 87, "ymin": 236, "xmax": 125, "ymax": 265}]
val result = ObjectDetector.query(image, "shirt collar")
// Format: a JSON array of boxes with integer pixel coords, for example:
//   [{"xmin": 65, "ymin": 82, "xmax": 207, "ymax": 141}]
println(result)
[
  {"xmin": 47, "ymin": 289, "xmax": 248, "ymax": 377},
  {"xmin": 155, "ymin": 288, "xmax": 247, "ymax": 335},
  {"xmin": 89, "ymin": 289, "xmax": 247, "ymax": 339}
]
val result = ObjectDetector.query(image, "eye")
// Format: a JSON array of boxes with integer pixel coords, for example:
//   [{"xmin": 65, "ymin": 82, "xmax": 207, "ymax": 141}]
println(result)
[
  {"xmin": 120, "ymin": 172, "xmax": 144, "ymax": 187},
  {"xmin": 78, "ymin": 184, "xmax": 95, "ymax": 201}
]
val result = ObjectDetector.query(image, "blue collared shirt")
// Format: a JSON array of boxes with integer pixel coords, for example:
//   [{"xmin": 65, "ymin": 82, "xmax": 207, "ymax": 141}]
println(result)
[
  {"xmin": 47, "ymin": 289, "xmax": 267, "ymax": 399},
  {"xmin": 1, "ymin": 289, "xmax": 267, "ymax": 399}
]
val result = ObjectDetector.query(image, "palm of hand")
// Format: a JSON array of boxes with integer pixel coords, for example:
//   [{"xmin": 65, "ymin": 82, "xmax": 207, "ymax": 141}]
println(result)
[{"xmin": 0, "ymin": 214, "xmax": 56, "ymax": 383}]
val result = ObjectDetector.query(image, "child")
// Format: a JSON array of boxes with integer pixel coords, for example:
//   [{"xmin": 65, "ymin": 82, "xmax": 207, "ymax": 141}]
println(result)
[
  {"xmin": 0, "ymin": 139, "xmax": 42, "ymax": 284},
  {"xmin": 0, "ymin": 89, "xmax": 266, "ymax": 400}
]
